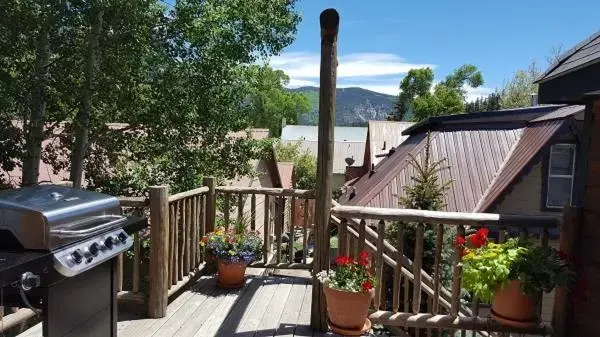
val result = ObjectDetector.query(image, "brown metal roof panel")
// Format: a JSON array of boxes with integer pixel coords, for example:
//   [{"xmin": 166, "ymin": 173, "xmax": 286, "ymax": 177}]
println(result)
[
  {"xmin": 474, "ymin": 120, "xmax": 565, "ymax": 212},
  {"xmin": 530, "ymin": 105, "xmax": 584, "ymax": 122},
  {"xmin": 345, "ymin": 132, "xmax": 428, "ymax": 206}
]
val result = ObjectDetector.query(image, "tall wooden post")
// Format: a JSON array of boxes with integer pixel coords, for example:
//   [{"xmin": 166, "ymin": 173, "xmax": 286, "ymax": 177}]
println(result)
[
  {"xmin": 148, "ymin": 185, "xmax": 169, "ymax": 318},
  {"xmin": 311, "ymin": 8, "xmax": 339, "ymax": 332},
  {"xmin": 203, "ymin": 176, "xmax": 216, "ymax": 233}
]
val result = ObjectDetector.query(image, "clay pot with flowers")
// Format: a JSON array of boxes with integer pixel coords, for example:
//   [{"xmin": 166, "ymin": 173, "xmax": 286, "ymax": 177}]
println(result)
[
  {"xmin": 200, "ymin": 226, "xmax": 262, "ymax": 289},
  {"xmin": 456, "ymin": 228, "xmax": 571, "ymax": 328},
  {"xmin": 316, "ymin": 251, "xmax": 377, "ymax": 336}
]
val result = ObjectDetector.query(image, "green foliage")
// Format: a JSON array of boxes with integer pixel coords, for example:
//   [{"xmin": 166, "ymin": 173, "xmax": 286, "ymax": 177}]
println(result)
[
  {"xmin": 386, "ymin": 132, "xmax": 455, "ymax": 286},
  {"xmin": 274, "ymin": 140, "xmax": 316, "ymax": 190},
  {"xmin": 244, "ymin": 65, "xmax": 310, "ymax": 137},
  {"xmin": 0, "ymin": 0, "xmax": 302, "ymax": 194},
  {"xmin": 461, "ymin": 238, "xmax": 571, "ymax": 303},
  {"xmin": 390, "ymin": 65, "xmax": 484, "ymax": 122},
  {"xmin": 465, "ymin": 92, "xmax": 502, "ymax": 113},
  {"xmin": 461, "ymin": 238, "xmax": 527, "ymax": 302},
  {"xmin": 499, "ymin": 61, "xmax": 542, "ymax": 109}
]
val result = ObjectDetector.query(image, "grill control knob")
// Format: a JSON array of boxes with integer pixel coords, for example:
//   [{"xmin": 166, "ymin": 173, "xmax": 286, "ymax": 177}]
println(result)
[
  {"xmin": 112, "ymin": 236, "xmax": 121, "ymax": 245},
  {"xmin": 104, "ymin": 237, "xmax": 114, "ymax": 249},
  {"xmin": 118, "ymin": 232, "xmax": 128, "ymax": 243},
  {"xmin": 88, "ymin": 243, "xmax": 100, "ymax": 256},
  {"xmin": 71, "ymin": 250, "xmax": 83, "ymax": 264}
]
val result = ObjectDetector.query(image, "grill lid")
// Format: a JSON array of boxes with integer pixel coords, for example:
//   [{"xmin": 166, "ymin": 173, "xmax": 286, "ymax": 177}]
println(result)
[{"xmin": 0, "ymin": 186, "xmax": 123, "ymax": 250}]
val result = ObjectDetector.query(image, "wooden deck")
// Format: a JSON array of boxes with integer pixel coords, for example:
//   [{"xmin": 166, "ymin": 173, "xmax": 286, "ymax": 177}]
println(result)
[{"xmin": 17, "ymin": 269, "xmax": 355, "ymax": 337}]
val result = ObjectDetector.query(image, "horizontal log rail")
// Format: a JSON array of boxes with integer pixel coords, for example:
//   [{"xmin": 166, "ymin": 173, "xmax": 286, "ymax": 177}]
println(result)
[
  {"xmin": 331, "ymin": 205, "xmax": 561, "ymax": 228},
  {"xmin": 215, "ymin": 186, "xmax": 315, "ymax": 198},
  {"xmin": 369, "ymin": 311, "xmax": 552, "ymax": 335},
  {"xmin": 118, "ymin": 196, "xmax": 148, "ymax": 207},
  {"xmin": 168, "ymin": 186, "xmax": 209, "ymax": 202}
]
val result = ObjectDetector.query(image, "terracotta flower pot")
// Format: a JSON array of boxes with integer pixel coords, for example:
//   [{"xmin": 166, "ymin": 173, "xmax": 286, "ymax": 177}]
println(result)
[
  {"xmin": 491, "ymin": 280, "xmax": 538, "ymax": 328},
  {"xmin": 217, "ymin": 260, "xmax": 247, "ymax": 289},
  {"xmin": 324, "ymin": 285, "xmax": 374, "ymax": 336}
]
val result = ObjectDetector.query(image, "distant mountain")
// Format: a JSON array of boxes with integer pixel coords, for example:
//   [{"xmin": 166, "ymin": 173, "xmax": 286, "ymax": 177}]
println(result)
[{"xmin": 290, "ymin": 86, "xmax": 396, "ymax": 126}]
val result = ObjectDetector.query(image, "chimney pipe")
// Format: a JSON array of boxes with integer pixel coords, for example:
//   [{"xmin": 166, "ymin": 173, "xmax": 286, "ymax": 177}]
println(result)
[{"xmin": 530, "ymin": 93, "xmax": 538, "ymax": 107}]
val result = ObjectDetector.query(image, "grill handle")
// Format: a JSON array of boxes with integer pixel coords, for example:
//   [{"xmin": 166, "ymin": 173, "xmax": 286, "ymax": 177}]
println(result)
[{"xmin": 50, "ymin": 215, "xmax": 127, "ymax": 238}]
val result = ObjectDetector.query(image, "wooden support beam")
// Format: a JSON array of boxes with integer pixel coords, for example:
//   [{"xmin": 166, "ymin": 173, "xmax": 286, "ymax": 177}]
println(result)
[
  {"xmin": 203, "ymin": 177, "xmax": 216, "ymax": 233},
  {"xmin": 148, "ymin": 185, "xmax": 169, "ymax": 318},
  {"xmin": 552, "ymin": 206, "xmax": 581, "ymax": 337},
  {"xmin": 311, "ymin": 7, "xmax": 339, "ymax": 332}
]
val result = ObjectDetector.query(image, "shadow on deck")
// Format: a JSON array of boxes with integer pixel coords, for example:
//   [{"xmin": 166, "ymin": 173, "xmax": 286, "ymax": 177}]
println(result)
[{"xmin": 18, "ymin": 269, "xmax": 354, "ymax": 337}]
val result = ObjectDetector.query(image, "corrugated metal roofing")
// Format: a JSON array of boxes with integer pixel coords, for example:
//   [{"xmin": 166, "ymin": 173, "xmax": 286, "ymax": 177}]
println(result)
[
  {"xmin": 283, "ymin": 140, "xmax": 365, "ymax": 174},
  {"xmin": 529, "ymin": 105, "xmax": 584, "ymax": 122},
  {"xmin": 538, "ymin": 31, "xmax": 600, "ymax": 82},
  {"xmin": 342, "ymin": 106, "xmax": 579, "ymax": 213},
  {"xmin": 281, "ymin": 125, "xmax": 367, "ymax": 142},
  {"xmin": 368, "ymin": 121, "xmax": 414, "ymax": 167},
  {"xmin": 474, "ymin": 120, "xmax": 565, "ymax": 212}
]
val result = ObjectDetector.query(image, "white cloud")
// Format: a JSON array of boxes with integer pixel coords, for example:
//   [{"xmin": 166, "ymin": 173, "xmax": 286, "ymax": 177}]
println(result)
[
  {"xmin": 464, "ymin": 85, "xmax": 494, "ymax": 102},
  {"xmin": 286, "ymin": 78, "xmax": 319, "ymax": 88},
  {"xmin": 270, "ymin": 52, "xmax": 434, "ymax": 79}
]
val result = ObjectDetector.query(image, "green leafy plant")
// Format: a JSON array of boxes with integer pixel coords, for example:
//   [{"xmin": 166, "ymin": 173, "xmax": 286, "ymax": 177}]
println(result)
[
  {"xmin": 458, "ymin": 230, "xmax": 571, "ymax": 303},
  {"xmin": 316, "ymin": 251, "xmax": 377, "ymax": 293}
]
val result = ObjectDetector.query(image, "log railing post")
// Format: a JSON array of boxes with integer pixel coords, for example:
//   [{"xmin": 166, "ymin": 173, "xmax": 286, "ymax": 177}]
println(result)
[
  {"xmin": 553, "ymin": 206, "xmax": 581, "ymax": 337},
  {"xmin": 203, "ymin": 177, "xmax": 216, "ymax": 233},
  {"xmin": 311, "ymin": 7, "xmax": 339, "ymax": 332},
  {"xmin": 148, "ymin": 185, "xmax": 169, "ymax": 318}
]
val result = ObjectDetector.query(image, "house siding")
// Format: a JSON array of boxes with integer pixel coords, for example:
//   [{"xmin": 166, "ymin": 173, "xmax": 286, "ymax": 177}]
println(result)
[{"xmin": 491, "ymin": 162, "xmax": 556, "ymax": 216}]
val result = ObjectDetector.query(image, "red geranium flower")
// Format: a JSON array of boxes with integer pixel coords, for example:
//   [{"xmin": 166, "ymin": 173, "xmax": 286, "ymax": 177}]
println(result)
[
  {"xmin": 362, "ymin": 280, "xmax": 374, "ymax": 291},
  {"xmin": 468, "ymin": 234, "xmax": 486, "ymax": 248},
  {"xmin": 335, "ymin": 256, "xmax": 353, "ymax": 266},
  {"xmin": 358, "ymin": 251, "xmax": 370, "ymax": 266},
  {"xmin": 476, "ymin": 228, "xmax": 489, "ymax": 239},
  {"xmin": 455, "ymin": 236, "xmax": 466, "ymax": 246}
]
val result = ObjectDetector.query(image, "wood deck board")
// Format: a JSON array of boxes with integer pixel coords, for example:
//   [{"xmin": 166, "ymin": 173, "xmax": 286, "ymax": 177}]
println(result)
[
  {"xmin": 17, "ymin": 273, "xmax": 321, "ymax": 337},
  {"xmin": 254, "ymin": 277, "xmax": 295, "ymax": 337},
  {"xmin": 229, "ymin": 276, "xmax": 282, "ymax": 337},
  {"xmin": 292, "ymin": 281, "xmax": 314, "ymax": 337},
  {"xmin": 274, "ymin": 277, "xmax": 310, "ymax": 337}
]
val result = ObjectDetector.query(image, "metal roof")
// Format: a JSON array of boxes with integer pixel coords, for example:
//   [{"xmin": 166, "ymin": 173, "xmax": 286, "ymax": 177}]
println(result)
[
  {"xmin": 283, "ymin": 139, "xmax": 365, "ymax": 174},
  {"xmin": 537, "ymin": 31, "xmax": 600, "ymax": 83},
  {"xmin": 367, "ymin": 121, "xmax": 414, "ymax": 167},
  {"xmin": 474, "ymin": 119, "xmax": 565, "ymax": 212},
  {"xmin": 342, "ymin": 106, "xmax": 580, "ymax": 213},
  {"xmin": 402, "ymin": 105, "xmax": 563, "ymax": 136},
  {"xmin": 281, "ymin": 125, "xmax": 367, "ymax": 142},
  {"xmin": 530, "ymin": 105, "xmax": 584, "ymax": 122}
]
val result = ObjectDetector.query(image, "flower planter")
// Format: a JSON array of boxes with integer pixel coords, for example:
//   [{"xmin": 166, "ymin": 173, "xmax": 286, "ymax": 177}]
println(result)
[
  {"xmin": 491, "ymin": 280, "xmax": 538, "ymax": 328},
  {"xmin": 324, "ymin": 285, "xmax": 374, "ymax": 336},
  {"xmin": 217, "ymin": 260, "xmax": 247, "ymax": 289}
]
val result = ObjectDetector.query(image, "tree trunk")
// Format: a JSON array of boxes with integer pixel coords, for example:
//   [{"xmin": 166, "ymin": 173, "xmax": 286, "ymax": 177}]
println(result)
[
  {"xmin": 22, "ymin": 10, "xmax": 51, "ymax": 186},
  {"xmin": 70, "ymin": 7, "xmax": 104, "ymax": 188}
]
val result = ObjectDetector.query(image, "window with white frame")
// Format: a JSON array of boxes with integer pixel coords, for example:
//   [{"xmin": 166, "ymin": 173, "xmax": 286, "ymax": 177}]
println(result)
[{"xmin": 546, "ymin": 144, "xmax": 576, "ymax": 209}]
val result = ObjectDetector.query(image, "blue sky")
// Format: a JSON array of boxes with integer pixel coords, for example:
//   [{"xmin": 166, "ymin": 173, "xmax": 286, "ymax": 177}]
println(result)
[{"xmin": 270, "ymin": 0, "xmax": 600, "ymax": 100}]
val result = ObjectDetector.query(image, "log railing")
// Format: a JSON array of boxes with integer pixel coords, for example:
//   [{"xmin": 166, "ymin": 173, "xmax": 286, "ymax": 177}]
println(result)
[
  {"xmin": 330, "ymin": 205, "xmax": 561, "ymax": 336},
  {"xmin": 214, "ymin": 186, "xmax": 315, "ymax": 269},
  {"xmin": 116, "ymin": 196, "xmax": 149, "ymax": 306}
]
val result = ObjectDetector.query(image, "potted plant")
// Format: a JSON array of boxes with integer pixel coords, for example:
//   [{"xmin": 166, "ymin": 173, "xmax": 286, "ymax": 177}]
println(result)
[
  {"xmin": 316, "ymin": 251, "xmax": 377, "ymax": 336},
  {"xmin": 457, "ymin": 228, "xmax": 571, "ymax": 328},
  {"xmin": 200, "ymin": 223, "xmax": 262, "ymax": 289}
]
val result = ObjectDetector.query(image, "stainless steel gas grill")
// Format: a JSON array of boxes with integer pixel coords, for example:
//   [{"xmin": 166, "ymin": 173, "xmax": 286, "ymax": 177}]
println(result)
[{"xmin": 0, "ymin": 185, "xmax": 148, "ymax": 337}]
